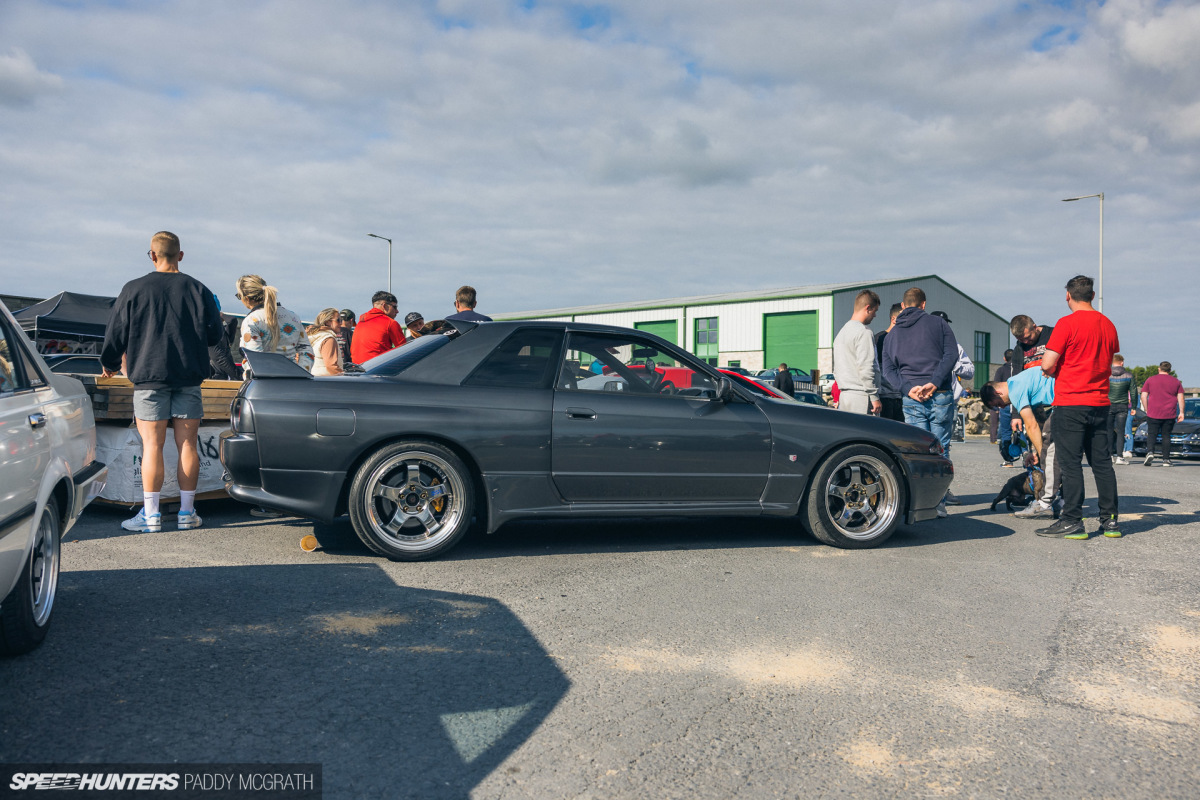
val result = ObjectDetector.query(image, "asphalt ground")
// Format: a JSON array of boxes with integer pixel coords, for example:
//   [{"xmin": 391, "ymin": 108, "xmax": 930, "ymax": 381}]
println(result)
[{"xmin": 2, "ymin": 438, "xmax": 1198, "ymax": 799}]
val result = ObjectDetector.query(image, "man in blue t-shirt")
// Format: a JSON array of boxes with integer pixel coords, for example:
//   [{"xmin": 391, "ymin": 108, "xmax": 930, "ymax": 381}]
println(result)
[{"xmin": 981, "ymin": 368, "xmax": 1061, "ymax": 519}]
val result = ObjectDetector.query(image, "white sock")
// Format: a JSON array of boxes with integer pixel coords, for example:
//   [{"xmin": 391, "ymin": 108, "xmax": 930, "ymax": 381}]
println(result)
[
  {"xmin": 180, "ymin": 491, "xmax": 196, "ymax": 514},
  {"xmin": 144, "ymin": 492, "xmax": 161, "ymax": 517}
]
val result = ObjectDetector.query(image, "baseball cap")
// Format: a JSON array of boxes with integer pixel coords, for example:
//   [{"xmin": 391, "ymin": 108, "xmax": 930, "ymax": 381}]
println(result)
[
  {"xmin": 339, "ymin": 308, "xmax": 355, "ymax": 321},
  {"xmin": 404, "ymin": 312, "xmax": 424, "ymax": 326},
  {"xmin": 931, "ymin": 311, "xmax": 953, "ymax": 323}
]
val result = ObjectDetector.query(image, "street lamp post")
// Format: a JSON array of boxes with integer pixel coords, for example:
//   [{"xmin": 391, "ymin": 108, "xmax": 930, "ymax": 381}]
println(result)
[
  {"xmin": 367, "ymin": 233, "xmax": 393, "ymax": 295},
  {"xmin": 1061, "ymin": 193, "xmax": 1103, "ymax": 312}
]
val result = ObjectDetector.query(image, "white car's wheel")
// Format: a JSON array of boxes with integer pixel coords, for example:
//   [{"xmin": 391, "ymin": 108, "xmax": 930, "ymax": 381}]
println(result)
[{"xmin": 0, "ymin": 503, "xmax": 61, "ymax": 656}]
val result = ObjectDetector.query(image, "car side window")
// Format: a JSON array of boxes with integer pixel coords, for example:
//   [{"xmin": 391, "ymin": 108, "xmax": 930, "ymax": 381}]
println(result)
[
  {"xmin": 0, "ymin": 319, "xmax": 30, "ymax": 394},
  {"xmin": 559, "ymin": 332, "xmax": 718, "ymax": 398},
  {"xmin": 464, "ymin": 328, "xmax": 564, "ymax": 389}
]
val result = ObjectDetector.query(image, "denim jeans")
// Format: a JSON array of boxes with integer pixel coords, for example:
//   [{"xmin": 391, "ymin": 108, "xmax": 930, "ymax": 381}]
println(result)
[{"xmin": 903, "ymin": 390, "xmax": 955, "ymax": 456}]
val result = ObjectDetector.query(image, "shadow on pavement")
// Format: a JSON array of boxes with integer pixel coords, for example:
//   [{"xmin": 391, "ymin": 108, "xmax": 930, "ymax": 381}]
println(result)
[
  {"xmin": 0, "ymin": 564, "xmax": 569, "ymax": 800},
  {"xmin": 306, "ymin": 511, "xmax": 1018, "ymax": 560}
]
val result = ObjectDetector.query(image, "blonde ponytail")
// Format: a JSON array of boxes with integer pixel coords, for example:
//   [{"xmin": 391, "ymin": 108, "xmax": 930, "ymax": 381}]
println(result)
[{"xmin": 235, "ymin": 274, "xmax": 282, "ymax": 353}]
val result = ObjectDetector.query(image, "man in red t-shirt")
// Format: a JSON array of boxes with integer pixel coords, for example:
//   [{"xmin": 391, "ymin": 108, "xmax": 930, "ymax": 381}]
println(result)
[
  {"xmin": 1036, "ymin": 275, "xmax": 1121, "ymax": 540},
  {"xmin": 1139, "ymin": 361, "xmax": 1185, "ymax": 466},
  {"xmin": 350, "ymin": 290, "xmax": 406, "ymax": 364}
]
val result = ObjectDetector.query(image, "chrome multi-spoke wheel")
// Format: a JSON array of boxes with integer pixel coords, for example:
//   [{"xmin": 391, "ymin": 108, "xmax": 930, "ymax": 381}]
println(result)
[
  {"xmin": 349, "ymin": 442, "xmax": 474, "ymax": 560},
  {"xmin": 1, "ymin": 503, "xmax": 61, "ymax": 655},
  {"xmin": 805, "ymin": 445, "xmax": 905, "ymax": 548}
]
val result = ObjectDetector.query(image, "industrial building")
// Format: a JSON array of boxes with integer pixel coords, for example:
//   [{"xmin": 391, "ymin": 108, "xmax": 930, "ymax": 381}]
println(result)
[{"xmin": 494, "ymin": 275, "xmax": 1010, "ymax": 389}]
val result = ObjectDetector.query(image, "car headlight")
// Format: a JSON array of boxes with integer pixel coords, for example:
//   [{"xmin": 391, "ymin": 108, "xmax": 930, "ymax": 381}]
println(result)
[
  {"xmin": 1189, "ymin": 433, "xmax": 1200, "ymax": 443},
  {"xmin": 1136, "ymin": 422, "xmax": 1147, "ymax": 435}
]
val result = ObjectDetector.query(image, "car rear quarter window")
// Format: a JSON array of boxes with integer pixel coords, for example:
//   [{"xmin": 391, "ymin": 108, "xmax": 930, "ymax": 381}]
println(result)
[
  {"xmin": 363, "ymin": 334, "xmax": 452, "ymax": 376},
  {"xmin": 464, "ymin": 328, "xmax": 564, "ymax": 389}
]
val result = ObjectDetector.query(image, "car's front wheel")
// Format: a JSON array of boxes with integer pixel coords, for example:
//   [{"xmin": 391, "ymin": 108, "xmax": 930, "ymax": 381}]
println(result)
[
  {"xmin": 805, "ymin": 444, "xmax": 906, "ymax": 549},
  {"xmin": 0, "ymin": 502, "xmax": 61, "ymax": 656},
  {"xmin": 348, "ymin": 441, "xmax": 475, "ymax": 561}
]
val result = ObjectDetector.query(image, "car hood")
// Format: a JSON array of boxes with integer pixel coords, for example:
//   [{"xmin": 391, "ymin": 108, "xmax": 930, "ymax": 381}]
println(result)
[{"xmin": 756, "ymin": 398, "xmax": 940, "ymax": 456}]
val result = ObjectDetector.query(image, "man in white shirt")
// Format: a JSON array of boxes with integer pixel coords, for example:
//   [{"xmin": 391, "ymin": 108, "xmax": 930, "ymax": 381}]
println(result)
[{"xmin": 833, "ymin": 290, "xmax": 882, "ymax": 415}]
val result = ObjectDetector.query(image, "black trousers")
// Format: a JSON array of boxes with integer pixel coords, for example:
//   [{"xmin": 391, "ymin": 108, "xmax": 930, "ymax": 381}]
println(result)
[
  {"xmin": 880, "ymin": 397, "xmax": 904, "ymax": 422},
  {"xmin": 1053, "ymin": 406, "xmax": 1119, "ymax": 523},
  {"xmin": 1146, "ymin": 417, "xmax": 1176, "ymax": 460},
  {"xmin": 1107, "ymin": 403, "xmax": 1128, "ymax": 456}
]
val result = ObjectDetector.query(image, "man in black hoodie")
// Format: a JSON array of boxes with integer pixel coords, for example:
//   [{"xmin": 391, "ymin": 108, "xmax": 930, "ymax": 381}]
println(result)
[
  {"xmin": 881, "ymin": 286, "xmax": 959, "ymax": 517},
  {"xmin": 101, "ymin": 231, "xmax": 223, "ymax": 534}
]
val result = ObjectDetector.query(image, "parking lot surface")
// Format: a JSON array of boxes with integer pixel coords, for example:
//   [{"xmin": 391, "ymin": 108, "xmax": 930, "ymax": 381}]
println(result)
[{"xmin": 3, "ymin": 439, "xmax": 1198, "ymax": 798}]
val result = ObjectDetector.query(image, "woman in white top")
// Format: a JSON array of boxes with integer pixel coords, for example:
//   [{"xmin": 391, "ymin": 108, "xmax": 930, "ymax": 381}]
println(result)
[
  {"xmin": 306, "ymin": 308, "xmax": 345, "ymax": 376},
  {"xmin": 235, "ymin": 274, "xmax": 315, "ymax": 372}
]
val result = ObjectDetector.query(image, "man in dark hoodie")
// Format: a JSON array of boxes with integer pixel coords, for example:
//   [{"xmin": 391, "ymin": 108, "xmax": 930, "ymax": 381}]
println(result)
[
  {"xmin": 101, "ymin": 231, "xmax": 223, "ymax": 534},
  {"xmin": 882, "ymin": 286, "xmax": 959, "ymax": 517}
]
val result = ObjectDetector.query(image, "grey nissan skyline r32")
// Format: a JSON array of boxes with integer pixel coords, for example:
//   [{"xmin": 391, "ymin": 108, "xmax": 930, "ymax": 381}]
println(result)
[{"xmin": 221, "ymin": 320, "xmax": 952, "ymax": 560}]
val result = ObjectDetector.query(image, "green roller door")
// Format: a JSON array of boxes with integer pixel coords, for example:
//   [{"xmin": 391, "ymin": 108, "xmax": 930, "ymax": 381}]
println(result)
[
  {"xmin": 634, "ymin": 320, "xmax": 678, "ymax": 364},
  {"xmin": 763, "ymin": 311, "xmax": 818, "ymax": 374}
]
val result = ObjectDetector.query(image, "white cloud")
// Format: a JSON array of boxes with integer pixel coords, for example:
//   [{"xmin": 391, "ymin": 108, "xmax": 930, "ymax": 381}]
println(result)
[
  {"xmin": 0, "ymin": 0, "xmax": 1197, "ymax": 378},
  {"xmin": 0, "ymin": 47, "xmax": 62, "ymax": 106}
]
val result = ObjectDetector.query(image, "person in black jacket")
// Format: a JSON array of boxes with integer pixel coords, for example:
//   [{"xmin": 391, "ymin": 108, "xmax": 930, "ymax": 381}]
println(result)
[
  {"xmin": 101, "ymin": 231, "xmax": 223, "ymax": 534},
  {"xmin": 773, "ymin": 363, "xmax": 795, "ymax": 397},
  {"xmin": 209, "ymin": 312, "xmax": 242, "ymax": 380}
]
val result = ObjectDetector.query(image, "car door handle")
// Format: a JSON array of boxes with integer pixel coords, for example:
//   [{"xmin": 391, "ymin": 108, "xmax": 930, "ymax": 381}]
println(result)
[
  {"xmin": 28, "ymin": 413, "xmax": 47, "ymax": 429},
  {"xmin": 566, "ymin": 407, "xmax": 597, "ymax": 420}
]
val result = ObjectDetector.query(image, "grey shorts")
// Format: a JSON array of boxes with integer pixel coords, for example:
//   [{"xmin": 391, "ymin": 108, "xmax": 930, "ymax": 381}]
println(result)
[{"xmin": 133, "ymin": 386, "xmax": 204, "ymax": 421}]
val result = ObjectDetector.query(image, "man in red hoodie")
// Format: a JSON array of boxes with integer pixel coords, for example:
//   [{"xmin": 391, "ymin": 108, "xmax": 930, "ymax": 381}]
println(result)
[{"xmin": 350, "ymin": 291, "xmax": 405, "ymax": 364}]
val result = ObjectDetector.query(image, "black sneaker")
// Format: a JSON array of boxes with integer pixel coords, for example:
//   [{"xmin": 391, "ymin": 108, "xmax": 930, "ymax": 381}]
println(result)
[
  {"xmin": 1099, "ymin": 516, "xmax": 1121, "ymax": 538},
  {"xmin": 1143, "ymin": 455, "xmax": 1154, "ymax": 466},
  {"xmin": 1036, "ymin": 519, "xmax": 1088, "ymax": 539}
]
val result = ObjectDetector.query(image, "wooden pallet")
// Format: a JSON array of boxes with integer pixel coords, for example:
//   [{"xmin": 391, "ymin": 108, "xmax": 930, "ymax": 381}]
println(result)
[{"xmin": 77, "ymin": 376, "xmax": 242, "ymax": 422}]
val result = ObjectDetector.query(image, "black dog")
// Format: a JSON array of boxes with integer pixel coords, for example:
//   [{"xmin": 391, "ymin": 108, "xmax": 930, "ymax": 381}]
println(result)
[{"xmin": 990, "ymin": 466, "xmax": 1046, "ymax": 512}]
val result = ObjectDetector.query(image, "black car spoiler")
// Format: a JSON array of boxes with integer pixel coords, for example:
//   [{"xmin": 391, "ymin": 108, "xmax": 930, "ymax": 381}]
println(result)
[{"xmin": 242, "ymin": 349, "xmax": 313, "ymax": 379}]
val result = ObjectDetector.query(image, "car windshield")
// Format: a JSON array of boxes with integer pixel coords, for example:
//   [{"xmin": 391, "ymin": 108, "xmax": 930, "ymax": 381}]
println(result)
[
  {"xmin": 1186, "ymin": 398, "xmax": 1199, "ymax": 419},
  {"xmin": 363, "ymin": 334, "xmax": 452, "ymax": 376}
]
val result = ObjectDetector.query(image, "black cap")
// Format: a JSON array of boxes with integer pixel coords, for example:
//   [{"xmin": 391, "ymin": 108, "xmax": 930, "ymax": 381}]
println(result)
[
  {"xmin": 931, "ymin": 311, "xmax": 953, "ymax": 323},
  {"xmin": 339, "ymin": 309, "xmax": 355, "ymax": 321},
  {"xmin": 404, "ymin": 311, "xmax": 424, "ymax": 326}
]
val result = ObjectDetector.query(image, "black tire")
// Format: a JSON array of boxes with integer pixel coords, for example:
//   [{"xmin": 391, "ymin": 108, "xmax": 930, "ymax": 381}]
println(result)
[
  {"xmin": 804, "ymin": 444, "xmax": 907, "ymax": 549},
  {"xmin": 0, "ymin": 502, "xmax": 61, "ymax": 656},
  {"xmin": 347, "ymin": 440, "xmax": 475, "ymax": 561}
]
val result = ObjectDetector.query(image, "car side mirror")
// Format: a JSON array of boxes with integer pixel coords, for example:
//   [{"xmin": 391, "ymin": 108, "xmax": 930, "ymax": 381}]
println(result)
[{"xmin": 715, "ymin": 377, "xmax": 735, "ymax": 404}]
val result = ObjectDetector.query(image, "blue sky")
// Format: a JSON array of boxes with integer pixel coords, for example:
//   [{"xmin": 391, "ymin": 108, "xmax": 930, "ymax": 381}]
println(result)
[{"xmin": 2, "ymin": 0, "xmax": 1199, "ymax": 377}]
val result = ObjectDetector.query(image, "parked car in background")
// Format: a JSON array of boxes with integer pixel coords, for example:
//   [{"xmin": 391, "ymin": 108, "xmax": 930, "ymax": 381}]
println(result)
[
  {"xmin": 718, "ymin": 369, "xmax": 796, "ymax": 402},
  {"xmin": 818, "ymin": 373, "xmax": 835, "ymax": 393},
  {"xmin": 1132, "ymin": 398, "xmax": 1200, "ymax": 459},
  {"xmin": 720, "ymin": 366, "xmax": 753, "ymax": 377},
  {"xmin": 0, "ymin": 304, "xmax": 106, "ymax": 655},
  {"xmin": 793, "ymin": 390, "xmax": 828, "ymax": 407},
  {"xmin": 223, "ymin": 320, "xmax": 952, "ymax": 561},
  {"xmin": 42, "ymin": 354, "xmax": 104, "ymax": 375}
]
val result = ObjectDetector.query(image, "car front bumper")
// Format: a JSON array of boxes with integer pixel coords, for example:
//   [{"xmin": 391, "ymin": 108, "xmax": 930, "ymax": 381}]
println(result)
[
  {"xmin": 896, "ymin": 453, "xmax": 954, "ymax": 524},
  {"xmin": 1132, "ymin": 435, "xmax": 1200, "ymax": 459}
]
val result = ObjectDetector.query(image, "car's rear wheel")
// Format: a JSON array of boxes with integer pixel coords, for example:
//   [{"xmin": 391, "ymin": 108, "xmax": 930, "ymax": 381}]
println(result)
[
  {"xmin": 348, "ymin": 441, "xmax": 474, "ymax": 561},
  {"xmin": 0, "ymin": 503, "xmax": 61, "ymax": 656},
  {"xmin": 805, "ymin": 444, "xmax": 905, "ymax": 549}
]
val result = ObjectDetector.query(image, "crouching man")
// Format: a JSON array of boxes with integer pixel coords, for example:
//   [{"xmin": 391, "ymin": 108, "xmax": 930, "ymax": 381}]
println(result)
[{"xmin": 980, "ymin": 367, "xmax": 1063, "ymax": 524}]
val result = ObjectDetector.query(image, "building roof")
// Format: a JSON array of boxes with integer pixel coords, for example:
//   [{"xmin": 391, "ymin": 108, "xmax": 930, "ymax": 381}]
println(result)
[{"xmin": 493, "ymin": 277, "xmax": 919, "ymax": 320}]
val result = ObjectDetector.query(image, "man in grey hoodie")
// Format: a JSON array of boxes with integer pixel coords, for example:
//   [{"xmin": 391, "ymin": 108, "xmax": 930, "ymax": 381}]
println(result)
[{"xmin": 881, "ymin": 286, "xmax": 959, "ymax": 517}]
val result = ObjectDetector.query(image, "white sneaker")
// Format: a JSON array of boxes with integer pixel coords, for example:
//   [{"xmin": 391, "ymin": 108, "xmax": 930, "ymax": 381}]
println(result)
[
  {"xmin": 1123, "ymin": 450, "xmax": 1133, "ymax": 459},
  {"xmin": 936, "ymin": 501, "xmax": 949, "ymax": 519},
  {"xmin": 122, "ymin": 508, "xmax": 162, "ymax": 532},
  {"xmin": 1113, "ymin": 456, "xmax": 1129, "ymax": 465},
  {"xmin": 177, "ymin": 510, "xmax": 203, "ymax": 530}
]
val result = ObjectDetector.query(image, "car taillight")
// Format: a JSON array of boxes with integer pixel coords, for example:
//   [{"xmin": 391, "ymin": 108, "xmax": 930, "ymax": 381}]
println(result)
[{"xmin": 231, "ymin": 397, "xmax": 255, "ymax": 433}]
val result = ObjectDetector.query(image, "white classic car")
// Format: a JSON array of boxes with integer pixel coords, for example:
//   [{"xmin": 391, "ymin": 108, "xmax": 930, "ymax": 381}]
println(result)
[{"xmin": 0, "ymin": 302, "xmax": 106, "ymax": 655}]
